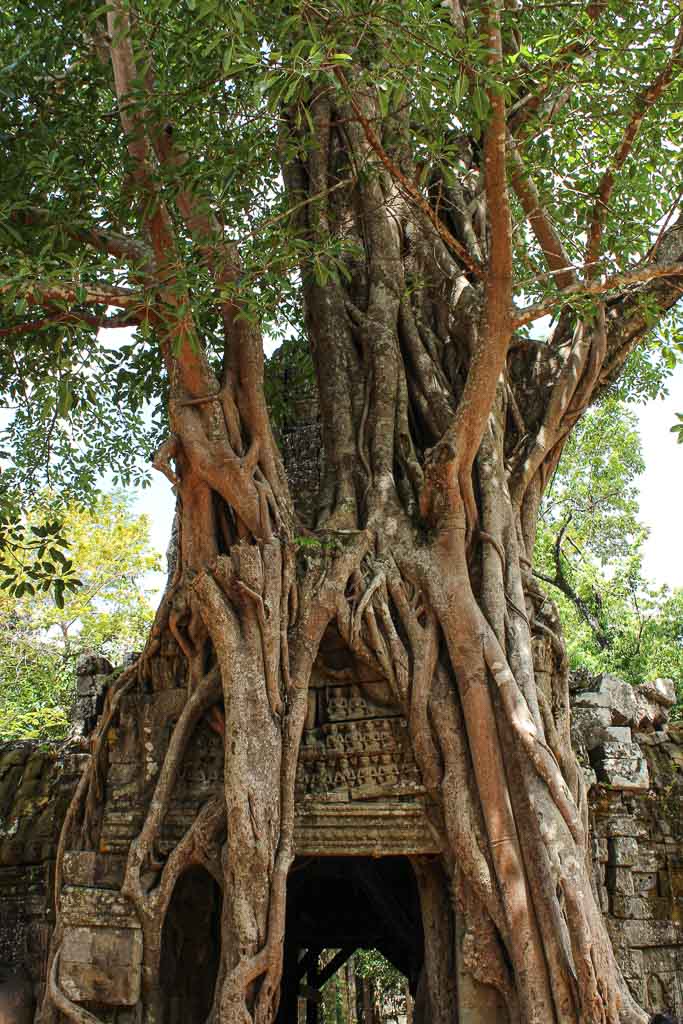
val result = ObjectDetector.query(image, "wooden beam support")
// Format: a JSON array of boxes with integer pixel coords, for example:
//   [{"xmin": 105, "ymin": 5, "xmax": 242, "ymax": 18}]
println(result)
[
  {"xmin": 317, "ymin": 946, "xmax": 357, "ymax": 988},
  {"xmin": 296, "ymin": 949, "xmax": 321, "ymax": 984},
  {"xmin": 299, "ymin": 985, "xmax": 323, "ymax": 1005}
]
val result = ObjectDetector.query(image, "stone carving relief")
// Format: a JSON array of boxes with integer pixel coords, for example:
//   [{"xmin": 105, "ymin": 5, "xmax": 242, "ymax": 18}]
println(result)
[{"xmin": 295, "ymin": 664, "xmax": 423, "ymax": 802}]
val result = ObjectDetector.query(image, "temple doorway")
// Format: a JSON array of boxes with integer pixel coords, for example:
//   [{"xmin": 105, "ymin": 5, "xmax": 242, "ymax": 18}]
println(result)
[
  {"xmin": 160, "ymin": 866, "xmax": 222, "ymax": 1023},
  {"xmin": 277, "ymin": 856, "xmax": 424, "ymax": 1024}
]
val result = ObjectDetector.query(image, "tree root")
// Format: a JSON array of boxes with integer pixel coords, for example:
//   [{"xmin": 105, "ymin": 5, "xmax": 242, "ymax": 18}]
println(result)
[
  {"xmin": 48, "ymin": 949, "xmax": 106, "ymax": 1024},
  {"xmin": 122, "ymin": 666, "xmax": 222, "ymax": 906}
]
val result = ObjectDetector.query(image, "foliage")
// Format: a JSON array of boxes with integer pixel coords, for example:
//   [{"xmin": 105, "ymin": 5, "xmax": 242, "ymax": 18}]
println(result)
[
  {"xmin": 535, "ymin": 398, "xmax": 683, "ymax": 705},
  {"xmin": 0, "ymin": 488, "xmax": 73, "ymax": 601},
  {"xmin": 1, "ymin": 0, "xmax": 682, "ymax": 513},
  {"xmin": 353, "ymin": 950, "xmax": 406, "ymax": 1023},
  {"xmin": 317, "ymin": 950, "xmax": 406, "ymax": 1024},
  {"xmin": 0, "ymin": 492, "xmax": 160, "ymax": 740}
]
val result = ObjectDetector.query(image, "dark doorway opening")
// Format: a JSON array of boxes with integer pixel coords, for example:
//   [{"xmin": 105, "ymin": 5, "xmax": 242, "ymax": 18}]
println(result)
[
  {"xmin": 277, "ymin": 857, "xmax": 424, "ymax": 1024},
  {"xmin": 160, "ymin": 866, "xmax": 222, "ymax": 1023}
]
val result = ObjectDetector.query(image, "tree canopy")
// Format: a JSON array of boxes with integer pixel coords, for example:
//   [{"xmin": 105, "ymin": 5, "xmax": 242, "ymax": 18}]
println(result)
[
  {"xmin": 1, "ymin": 0, "xmax": 682, "ymax": 509},
  {"xmin": 534, "ymin": 397, "xmax": 683, "ymax": 700}
]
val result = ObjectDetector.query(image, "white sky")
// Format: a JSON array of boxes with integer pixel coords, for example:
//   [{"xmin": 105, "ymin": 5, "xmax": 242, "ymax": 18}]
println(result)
[
  {"xmin": 132, "ymin": 362, "xmax": 683, "ymax": 603},
  {"xmin": 634, "ymin": 362, "xmax": 683, "ymax": 589}
]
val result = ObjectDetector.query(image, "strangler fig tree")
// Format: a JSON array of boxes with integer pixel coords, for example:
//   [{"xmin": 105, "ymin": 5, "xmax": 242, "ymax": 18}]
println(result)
[{"xmin": 1, "ymin": 1, "xmax": 682, "ymax": 1022}]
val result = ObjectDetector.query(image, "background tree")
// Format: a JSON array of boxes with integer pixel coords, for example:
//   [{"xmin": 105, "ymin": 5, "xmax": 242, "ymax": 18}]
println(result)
[
  {"xmin": 0, "ymin": 493, "xmax": 160, "ymax": 740},
  {"xmin": 534, "ymin": 397, "xmax": 683, "ymax": 704},
  {"xmin": 1, "ymin": 1, "xmax": 683, "ymax": 1023}
]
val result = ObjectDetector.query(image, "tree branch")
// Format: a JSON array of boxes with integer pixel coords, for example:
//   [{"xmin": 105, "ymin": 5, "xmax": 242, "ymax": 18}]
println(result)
[
  {"xmin": 12, "ymin": 207, "xmax": 151, "ymax": 266},
  {"xmin": 146, "ymin": 87, "xmax": 291, "ymax": 519},
  {"xmin": 106, "ymin": 0, "xmax": 210, "ymax": 398},
  {"xmin": 420, "ymin": 0, "xmax": 512, "ymax": 527},
  {"xmin": 0, "ymin": 280, "xmax": 141, "ymax": 309},
  {"xmin": 508, "ymin": 139, "xmax": 577, "ymax": 289},
  {"xmin": 594, "ymin": 219, "xmax": 683, "ymax": 395},
  {"xmin": 512, "ymin": 260, "xmax": 683, "ymax": 327},
  {"xmin": 0, "ymin": 308, "xmax": 143, "ymax": 338},
  {"xmin": 585, "ymin": 20, "xmax": 683, "ymax": 274},
  {"xmin": 534, "ymin": 518, "xmax": 609, "ymax": 649},
  {"xmin": 507, "ymin": 5, "xmax": 603, "ymax": 138}
]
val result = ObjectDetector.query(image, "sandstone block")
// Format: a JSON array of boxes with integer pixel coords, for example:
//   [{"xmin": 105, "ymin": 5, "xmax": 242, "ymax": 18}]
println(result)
[
  {"xmin": 594, "ymin": 750, "xmax": 650, "ymax": 792},
  {"xmin": 76, "ymin": 676, "xmax": 95, "ymax": 697},
  {"xmin": 615, "ymin": 946, "xmax": 644, "ymax": 977},
  {"xmin": 605, "ymin": 917, "xmax": 683, "ymax": 949},
  {"xmin": 574, "ymin": 675, "xmax": 638, "ymax": 726},
  {"xmin": 608, "ymin": 837, "xmax": 639, "ymax": 866},
  {"xmin": 605, "ymin": 866, "xmax": 635, "ymax": 895},
  {"xmin": 571, "ymin": 706, "xmax": 612, "ymax": 751},
  {"xmin": 593, "ymin": 836, "xmax": 608, "ymax": 862},
  {"xmin": 632, "ymin": 693, "xmax": 668, "ymax": 733},
  {"xmin": 593, "ymin": 815, "xmax": 648, "ymax": 839},
  {"xmin": 60, "ymin": 885, "xmax": 140, "ymax": 929},
  {"xmin": 637, "ymin": 678, "xmax": 677, "ymax": 708},
  {"xmin": 60, "ymin": 926, "xmax": 142, "ymax": 1005},
  {"xmin": 632, "ymin": 872, "xmax": 659, "ymax": 895},
  {"xmin": 603, "ymin": 726, "xmax": 634, "ymax": 743},
  {"xmin": 633, "ymin": 848, "xmax": 660, "ymax": 874},
  {"xmin": 640, "ymin": 945, "xmax": 683, "ymax": 974},
  {"xmin": 62, "ymin": 852, "xmax": 127, "ymax": 889},
  {"xmin": 669, "ymin": 865, "xmax": 683, "ymax": 898},
  {"xmin": 76, "ymin": 653, "xmax": 113, "ymax": 677},
  {"xmin": 624, "ymin": 975, "xmax": 645, "ymax": 1006},
  {"xmin": 611, "ymin": 895, "xmax": 672, "ymax": 920}
]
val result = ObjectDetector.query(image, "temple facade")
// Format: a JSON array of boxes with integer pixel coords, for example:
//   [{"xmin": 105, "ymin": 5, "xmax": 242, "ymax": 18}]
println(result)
[{"xmin": 0, "ymin": 654, "xmax": 682, "ymax": 1023}]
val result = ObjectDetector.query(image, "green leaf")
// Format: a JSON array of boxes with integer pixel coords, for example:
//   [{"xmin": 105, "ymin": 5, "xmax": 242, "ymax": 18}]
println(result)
[
  {"xmin": 471, "ymin": 85, "xmax": 490, "ymax": 121},
  {"xmin": 57, "ymin": 380, "xmax": 73, "ymax": 417}
]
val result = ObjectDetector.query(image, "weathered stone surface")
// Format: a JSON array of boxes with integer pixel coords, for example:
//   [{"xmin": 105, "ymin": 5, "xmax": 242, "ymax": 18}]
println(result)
[
  {"xmin": 605, "ymin": 866, "xmax": 635, "ymax": 895},
  {"xmin": 633, "ymin": 872, "xmax": 659, "ymax": 895},
  {"xmin": 616, "ymin": 946, "xmax": 644, "ymax": 977},
  {"xmin": 606, "ymin": 916, "xmax": 683, "ymax": 949},
  {"xmin": 632, "ymin": 693, "xmax": 669, "ymax": 733},
  {"xmin": 594, "ymin": 754, "xmax": 650, "ymax": 791},
  {"xmin": 573, "ymin": 674, "xmax": 638, "ymax": 726},
  {"xmin": 593, "ymin": 814, "xmax": 649, "ymax": 839},
  {"xmin": 570, "ymin": 705, "xmax": 612, "ymax": 750},
  {"xmin": 62, "ymin": 852, "xmax": 127, "ymax": 890},
  {"xmin": 294, "ymin": 800, "xmax": 441, "ymax": 857},
  {"xmin": 75, "ymin": 653, "xmax": 113, "ymax": 677},
  {"xmin": 633, "ymin": 848, "xmax": 661, "ymax": 874},
  {"xmin": 638, "ymin": 678, "xmax": 677, "ymax": 709},
  {"xmin": 611, "ymin": 895, "xmax": 673, "ymax": 921},
  {"xmin": 60, "ymin": 926, "xmax": 142, "ymax": 1005},
  {"xmin": 607, "ymin": 837, "xmax": 639, "ymax": 867},
  {"xmin": 60, "ymin": 886, "xmax": 140, "ymax": 930}
]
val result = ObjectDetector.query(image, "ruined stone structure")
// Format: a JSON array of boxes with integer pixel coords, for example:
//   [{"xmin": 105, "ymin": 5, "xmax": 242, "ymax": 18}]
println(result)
[{"xmin": 1, "ymin": 657, "xmax": 681, "ymax": 1023}]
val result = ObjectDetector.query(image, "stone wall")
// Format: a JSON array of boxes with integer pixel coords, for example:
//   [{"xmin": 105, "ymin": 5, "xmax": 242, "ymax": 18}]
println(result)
[
  {"xmin": 0, "ymin": 660, "xmax": 681, "ymax": 1020},
  {"xmin": 571, "ymin": 673, "xmax": 683, "ymax": 1018},
  {"xmin": 0, "ymin": 740, "xmax": 87, "ymax": 1003}
]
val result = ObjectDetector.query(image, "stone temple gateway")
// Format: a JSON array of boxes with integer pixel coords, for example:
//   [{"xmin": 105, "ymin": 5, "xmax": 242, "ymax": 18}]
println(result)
[{"xmin": 0, "ymin": 655, "xmax": 682, "ymax": 1023}]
